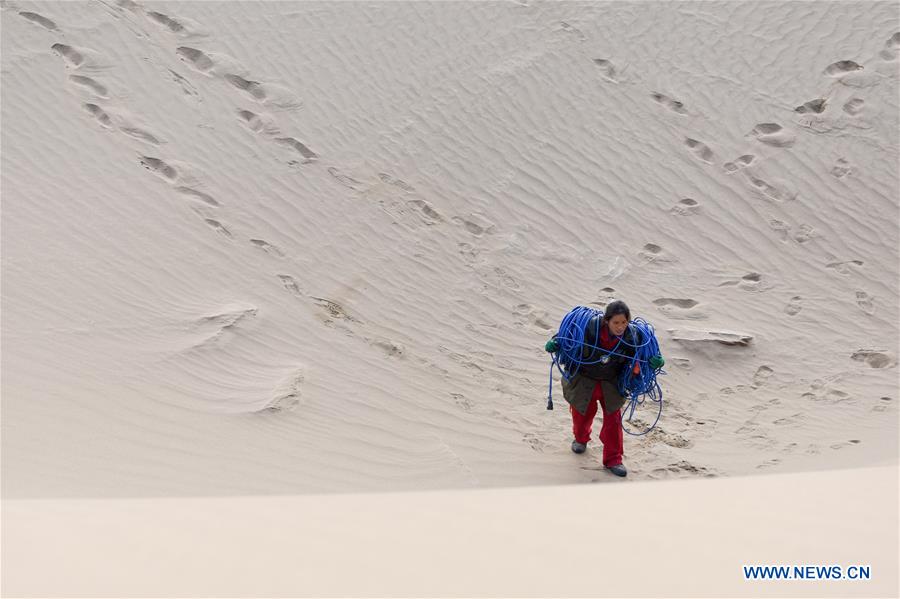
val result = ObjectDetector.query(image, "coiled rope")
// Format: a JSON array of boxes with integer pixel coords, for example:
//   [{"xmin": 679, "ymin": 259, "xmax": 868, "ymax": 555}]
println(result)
[{"xmin": 546, "ymin": 306, "xmax": 665, "ymax": 435}]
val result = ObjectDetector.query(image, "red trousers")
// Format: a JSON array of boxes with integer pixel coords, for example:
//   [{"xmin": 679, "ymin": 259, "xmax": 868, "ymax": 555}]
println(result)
[{"xmin": 570, "ymin": 380, "xmax": 624, "ymax": 467}]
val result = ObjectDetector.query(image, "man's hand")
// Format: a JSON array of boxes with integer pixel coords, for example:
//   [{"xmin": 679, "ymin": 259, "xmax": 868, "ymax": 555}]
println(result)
[
  {"xmin": 649, "ymin": 355, "xmax": 665, "ymax": 369},
  {"xmin": 544, "ymin": 339, "xmax": 560, "ymax": 353}
]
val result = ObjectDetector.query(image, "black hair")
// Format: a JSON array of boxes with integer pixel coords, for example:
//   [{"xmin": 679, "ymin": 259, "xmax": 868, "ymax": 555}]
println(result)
[
  {"xmin": 582, "ymin": 300, "xmax": 631, "ymax": 355},
  {"xmin": 603, "ymin": 300, "xmax": 631, "ymax": 323}
]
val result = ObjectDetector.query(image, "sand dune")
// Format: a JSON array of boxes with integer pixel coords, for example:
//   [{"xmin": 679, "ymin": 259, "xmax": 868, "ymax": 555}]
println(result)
[
  {"xmin": 2, "ymin": 0, "xmax": 898, "ymax": 594},
  {"xmin": 2, "ymin": 0, "xmax": 897, "ymax": 494}
]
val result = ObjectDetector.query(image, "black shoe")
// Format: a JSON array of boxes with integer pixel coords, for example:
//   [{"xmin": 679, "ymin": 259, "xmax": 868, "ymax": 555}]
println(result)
[
  {"xmin": 571, "ymin": 440, "xmax": 587, "ymax": 454},
  {"xmin": 606, "ymin": 463, "xmax": 627, "ymax": 477}
]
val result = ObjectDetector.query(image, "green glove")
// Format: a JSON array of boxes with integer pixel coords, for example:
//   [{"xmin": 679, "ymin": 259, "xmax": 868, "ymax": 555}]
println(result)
[
  {"xmin": 649, "ymin": 355, "xmax": 665, "ymax": 369},
  {"xmin": 544, "ymin": 339, "xmax": 560, "ymax": 353}
]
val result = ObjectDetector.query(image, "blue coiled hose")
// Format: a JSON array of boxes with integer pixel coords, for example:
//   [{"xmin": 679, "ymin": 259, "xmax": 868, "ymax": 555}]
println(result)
[{"xmin": 546, "ymin": 306, "xmax": 665, "ymax": 435}]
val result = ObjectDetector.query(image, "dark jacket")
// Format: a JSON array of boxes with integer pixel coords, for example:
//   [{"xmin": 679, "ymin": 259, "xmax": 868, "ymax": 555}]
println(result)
[{"xmin": 559, "ymin": 318, "xmax": 637, "ymax": 415}]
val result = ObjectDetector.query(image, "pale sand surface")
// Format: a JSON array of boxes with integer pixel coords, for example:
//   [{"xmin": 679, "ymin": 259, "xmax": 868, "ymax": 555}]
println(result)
[
  {"xmin": 1, "ymin": 0, "xmax": 898, "ymax": 596},
  {"xmin": 3, "ymin": 466, "xmax": 898, "ymax": 597}
]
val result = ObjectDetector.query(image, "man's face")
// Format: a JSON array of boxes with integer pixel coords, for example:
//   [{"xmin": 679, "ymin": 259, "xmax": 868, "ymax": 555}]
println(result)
[{"xmin": 608, "ymin": 314, "xmax": 628, "ymax": 336}]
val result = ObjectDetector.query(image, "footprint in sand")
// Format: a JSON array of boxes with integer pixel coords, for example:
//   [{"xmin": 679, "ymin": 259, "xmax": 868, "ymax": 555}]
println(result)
[
  {"xmin": 693, "ymin": 415, "xmax": 716, "ymax": 428},
  {"xmin": 204, "ymin": 219, "xmax": 232, "ymax": 238},
  {"xmin": 311, "ymin": 297, "xmax": 360, "ymax": 323},
  {"xmin": 588, "ymin": 290, "xmax": 617, "ymax": 309},
  {"xmin": 752, "ymin": 365, "xmax": 773, "ymax": 387},
  {"xmin": 756, "ymin": 458, "xmax": 781, "ymax": 470},
  {"xmin": 749, "ymin": 123, "xmax": 795, "ymax": 147},
  {"xmin": 792, "ymin": 224, "xmax": 814, "ymax": 243},
  {"xmin": 378, "ymin": 172, "xmax": 415, "ymax": 192},
  {"xmin": 823, "ymin": 60, "xmax": 863, "ymax": 77},
  {"xmin": 236, "ymin": 109, "xmax": 279, "ymax": 135},
  {"xmin": 249, "ymin": 238, "xmax": 285, "ymax": 257},
  {"xmin": 794, "ymin": 98, "xmax": 827, "ymax": 114},
  {"xmin": 785, "ymin": 295, "xmax": 802, "ymax": 316},
  {"xmin": 83, "ymin": 103, "xmax": 113, "ymax": 128},
  {"xmin": 850, "ymin": 349, "xmax": 894, "ymax": 369},
  {"xmin": 723, "ymin": 154, "xmax": 755, "ymax": 174},
  {"xmin": 327, "ymin": 167, "xmax": 364, "ymax": 190},
  {"xmin": 513, "ymin": 303, "xmax": 554, "ymax": 331},
  {"xmin": 51, "ymin": 43, "xmax": 85, "ymax": 68},
  {"xmin": 371, "ymin": 338, "xmax": 405, "ymax": 358},
  {"xmin": 83, "ymin": 104, "xmax": 161, "ymax": 145},
  {"xmin": 825, "ymin": 259, "xmax": 863, "ymax": 275},
  {"xmin": 560, "ymin": 21, "xmax": 587, "ymax": 42},
  {"xmin": 684, "ymin": 138, "xmax": 714, "ymax": 163},
  {"xmin": 652, "ymin": 298, "xmax": 705, "ymax": 320},
  {"xmin": 842, "ymin": 98, "xmax": 865, "ymax": 115},
  {"xmin": 773, "ymin": 413, "xmax": 803, "ymax": 426},
  {"xmin": 829, "ymin": 440, "xmax": 862, "ymax": 450},
  {"xmin": 522, "ymin": 433, "xmax": 548, "ymax": 453},
  {"xmin": 69, "ymin": 75, "xmax": 109, "ymax": 97},
  {"xmin": 650, "ymin": 92, "xmax": 687, "ymax": 114},
  {"xmin": 277, "ymin": 274, "xmax": 302, "ymax": 296},
  {"xmin": 457, "ymin": 242, "xmax": 480, "ymax": 266},
  {"xmin": 114, "ymin": 0, "xmax": 141, "ymax": 12},
  {"xmin": 452, "ymin": 214, "xmax": 496, "ymax": 236},
  {"xmin": 451, "ymin": 393, "xmax": 474, "ymax": 412},
  {"xmin": 879, "ymin": 32, "xmax": 900, "ymax": 61},
  {"xmin": 176, "ymin": 46, "xmax": 214, "ymax": 73},
  {"xmin": 671, "ymin": 357, "xmax": 693, "ymax": 370},
  {"xmin": 592, "ymin": 58, "xmax": 617, "ymax": 82},
  {"xmin": 721, "ymin": 272, "xmax": 767, "ymax": 292},
  {"xmin": 768, "ymin": 218, "xmax": 792, "ymax": 242},
  {"xmin": 824, "ymin": 389, "xmax": 851, "ymax": 404},
  {"xmin": 275, "ymin": 137, "xmax": 318, "ymax": 162},
  {"xmin": 147, "ymin": 10, "xmax": 186, "ymax": 33},
  {"xmin": 740, "ymin": 272, "xmax": 762, "ymax": 288},
  {"xmin": 670, "ymin": 198, "xmax": 700, "ymax": 215},
  {"xmin": 139, "ymin": 156, "xmax": 178, "ymax": 181},
  {"xmin": 254, "ymin": 82, "xmax": 303, "ymax": 111},
  {"xmin": 639, "ymin": 243, "xmax": 674, "ymax": 263},
  {"xmin": 830, "ymin": 158, "xmax": 852, "ymax": 178},
  {"xmin": 874, "ymin": 397, "xmax": 893, "ymax": 413},
  {"xmin": 653, "ymin": 461, "xmax": 714, "ymax": 477},
  {"xmin": 225, "ymin": 74, "xmax": 266, "ymax": 101},
  {"xmin": 748, "ymin": 175, "xmax": 796, "ymax": 202},
  {"xmin": 653, "ymin": 427, "xmax": 693, "ymax": 449},
  {"xmin": 855, "ymin": 291, "xmax": 875, "ymax": 315},
  {"xmin": 408, "ymin": 199, "xmax": 443, "ymax": 222},
  {"xmin": 801, "ymin": 381, "xmax": 852, "ymax": 404},
  {"xmin": 176, "ymin": 186, "xmax": 219, "ymax": 206},
  {"xmin": 802, "ymin": 443, "xmax": 822, "ymax": 455},
  {"xmin": 491, "ymin": 266, "xmax": 519, "ymax": 290},
  {"xmin": 19, "ymin": 11, "xmax": 57, "ymax": 30},
  {"xmin": 513, "ymin": 304, "xmax": 534, "ymax": 316},
  {"xmin": 121, "ymin": 126, "xmax": 162, "ymax": 145}
]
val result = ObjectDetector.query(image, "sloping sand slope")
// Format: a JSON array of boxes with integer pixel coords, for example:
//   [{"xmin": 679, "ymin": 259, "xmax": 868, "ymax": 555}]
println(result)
[{"xmin": 2, "ymin": 1, "xmax": 897, "ymax": 498}]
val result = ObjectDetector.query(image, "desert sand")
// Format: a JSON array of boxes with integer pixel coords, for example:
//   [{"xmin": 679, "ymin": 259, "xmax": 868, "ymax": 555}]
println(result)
[{"xmin": 2, "ymin": 0, "xmax": 897, "ymax": 596}]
